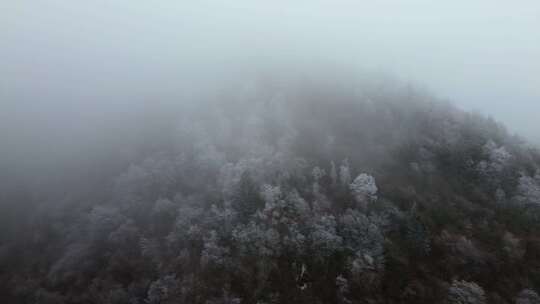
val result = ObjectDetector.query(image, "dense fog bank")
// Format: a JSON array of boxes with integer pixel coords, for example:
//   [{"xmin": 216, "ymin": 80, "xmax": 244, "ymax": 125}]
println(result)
[{"xmin": 2, "ymin": 1, "xmax": 540, "ymax": 145}]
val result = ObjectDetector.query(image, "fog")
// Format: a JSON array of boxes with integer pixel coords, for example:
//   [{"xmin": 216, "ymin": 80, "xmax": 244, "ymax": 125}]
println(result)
[
  {"xmin": 1, "ymin": 0, "xmax": 539, "ymax": 171},
  {"xmin": 4, "ymin": 2, "xmax": 540, "ymax": 302}
]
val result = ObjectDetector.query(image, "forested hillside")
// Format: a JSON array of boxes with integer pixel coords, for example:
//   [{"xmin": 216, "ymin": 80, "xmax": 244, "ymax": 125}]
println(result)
[{"xmin": 1, "ymin": 77, "xmax": 540, "ymax": 304}]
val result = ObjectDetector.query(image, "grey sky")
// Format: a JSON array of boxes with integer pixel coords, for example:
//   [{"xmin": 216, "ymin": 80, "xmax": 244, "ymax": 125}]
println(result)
[{"xmin": 1, "ymin": 0, "xmax": 539, "ymax": 146}]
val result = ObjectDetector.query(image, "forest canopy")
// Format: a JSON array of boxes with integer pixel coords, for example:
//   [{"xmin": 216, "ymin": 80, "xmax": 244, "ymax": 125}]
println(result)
[{"xmin": 1, "ymin": 73, "xmax": 540, "ymax": 304}]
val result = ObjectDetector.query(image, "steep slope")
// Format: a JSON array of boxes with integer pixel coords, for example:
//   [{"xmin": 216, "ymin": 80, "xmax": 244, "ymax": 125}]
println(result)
[{"xmin": 1, "ymin": 76, "xmax": 540, "ymax": 304}]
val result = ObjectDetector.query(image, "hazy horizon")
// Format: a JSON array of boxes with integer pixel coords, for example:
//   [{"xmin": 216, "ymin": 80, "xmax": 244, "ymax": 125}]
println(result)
[{"xmin": 2, "ymin": 0, "xmax": 539, "ymax": 151}]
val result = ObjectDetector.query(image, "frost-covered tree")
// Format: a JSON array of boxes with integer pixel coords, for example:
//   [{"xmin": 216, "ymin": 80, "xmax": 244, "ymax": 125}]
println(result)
[
  {"xmin": 312, "ymin": 166, "xmax": 326, "ymax": 195},
  {"xmin": 200, "ymin": 230, "xmax": 230, "ymax": 268},
  {"xmin": 231, "ymin": 171, "xmax": 264, "ymax": 222},
  {"xmin": 47, "ymin": 243, "xmax": 94, "ymax": 284},
  {"xmin": 339, "ymin": 209, "xmax": 384, "ymax": 257},
  {"xmin": 152, "ymin": 198, "xmax": 177, "ymax": 236},
  {"xmin": 140, "ymin": 237, "xmax": 162, "ymax": 265},
  {"xmin": 515, "ymin": 289, "xmax": 540, "ymax": 304},
  {"xmin": 476, "ymin": 140, "xmax": 514, "ymax": 191},
  {"xmin": 232, "ymin": 221, "xmax": 281, "ymax": 258},
  {"xmin": 145, "ymin": 275, "xmax": 179, "ymax": 304},
  {"xmin": 405, "ymin": 216, "xmax": 431, "ymax": 256},
  {"xmin": 260, "ymin": 186, "xmax": 310, "ymax": 254},
  {"xmin": 495, "ymin": 187, "xmax": 507, "ymax": 204},
  {"xmin": 309, "ymin": 215, "xmax": 343, "ymax": 259},
  {"xmin": 446, "ymin": 280, "xmax": 486, "ymax": 304},
  {"xmin": 108, "ymin": 219, "xmax": 139, "ymax": 249},
  {"xmin": 515, "ymin": 171, "xmax": 540, "ymax": 206},
  {"xmin": 166, "ymin": 205, "xmax": 206, "ymax": 252},
  {"xmin": 330, "ymin": 161, "xmax": 338, "ymax": 188},
  {"xmin": 88, "ymin": 206, "xmax": 126, "ymax": 242},
  {"xmin": 350, "ymin": 173, "xmax": 378, "ymax": 206},
  {"xmin": 114, "ymin": 157, "xmax": 178, "ymax": 205},
  {"xmin": 233, "ymin": 186, "xmax": 310, "ymax": 258},
  {"xmin": 204, "ymin": 204, "xmax": 237, "ymax": 237},
  {"xmin": 482, "ymin": 140, "xmax": 512, "ymax": 172},
  {"xmin": 339, "ymin": 209, "xmax": 385, "ymax": 286},
  {"xmin": 259, "ymin": 185, "xmax": 311, "ymax": 226},
  {"xmin": 336, "ymin": 275, "xmax": 352, "ymax": 304},
  {"xmin": 339, "ymin": 159, "xmax": 352, "ymax": 187},
  {"xmin": 152, "ymin": 198, "xmax": 177, "ymax": 218}
]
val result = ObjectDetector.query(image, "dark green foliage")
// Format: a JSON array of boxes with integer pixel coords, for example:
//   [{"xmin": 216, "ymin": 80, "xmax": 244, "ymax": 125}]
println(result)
[
  {"xmin": 404, "ymin": 215, "xmax": 432, "ymax": 257},
  {"xmin": 231, "ymin": 172, "xmax": 265, "ymax": 222}
]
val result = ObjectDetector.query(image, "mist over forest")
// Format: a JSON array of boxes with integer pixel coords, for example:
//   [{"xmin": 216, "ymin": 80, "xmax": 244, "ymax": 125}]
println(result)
[{"xmin": 1, "ymin": 1, "xmax": 540, "ymax": 304}]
